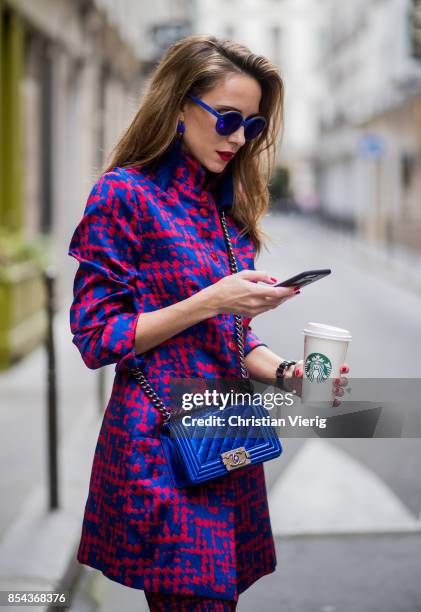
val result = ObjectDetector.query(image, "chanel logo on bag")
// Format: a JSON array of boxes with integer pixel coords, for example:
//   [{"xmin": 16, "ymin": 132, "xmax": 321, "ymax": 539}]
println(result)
[{"xmin": 221, "ymin": 447, "xmax": 251, "ymax": 471}]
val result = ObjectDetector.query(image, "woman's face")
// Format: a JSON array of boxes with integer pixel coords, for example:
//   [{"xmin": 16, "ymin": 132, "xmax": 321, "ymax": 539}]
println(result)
[{"xmin": 179, "ymin": 72, "xmax": 263, "ymax": 173}]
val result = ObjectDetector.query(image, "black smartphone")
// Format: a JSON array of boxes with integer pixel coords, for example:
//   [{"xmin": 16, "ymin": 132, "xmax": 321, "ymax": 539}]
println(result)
[{"xmin": 274, "ymin": 269, "xmax": 331, "ymax": 289}]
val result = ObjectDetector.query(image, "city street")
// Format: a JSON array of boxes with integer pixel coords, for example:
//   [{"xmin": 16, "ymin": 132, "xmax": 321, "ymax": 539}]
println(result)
[
  {"xmin": 63, "ymin": 212, "xmax": 421, "ymax": 612},
  {"xmin": 2, "ymin": 2, "xmax": 421, "ymax": 610}
]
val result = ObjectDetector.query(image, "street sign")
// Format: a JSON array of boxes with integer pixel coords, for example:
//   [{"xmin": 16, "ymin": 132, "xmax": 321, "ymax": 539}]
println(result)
[{"xmin": 358, "ymin": 134, "xmax": 386, "ymax": 159}]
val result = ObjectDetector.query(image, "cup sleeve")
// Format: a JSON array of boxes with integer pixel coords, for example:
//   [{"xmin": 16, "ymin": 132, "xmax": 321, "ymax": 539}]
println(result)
[{"xmin": 68, "ymin": 171, "xmax": 142, "ymax": 370}]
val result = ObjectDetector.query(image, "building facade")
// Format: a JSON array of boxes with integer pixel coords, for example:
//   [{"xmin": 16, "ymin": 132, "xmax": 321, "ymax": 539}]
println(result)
[
  {"xmin": 0, "ymin": 0, "xmax": 191, "ymax": 366},
  {"xmin": 1, "ymin": 0, "xmax": 192, "ymax": 279},
  {"xmin": 317, "ymin": 0, "xmax": 421, "ymax": 250},
  {"xmin": 193, "ymin": 0, "xmax": 324, "ymax": 212}
]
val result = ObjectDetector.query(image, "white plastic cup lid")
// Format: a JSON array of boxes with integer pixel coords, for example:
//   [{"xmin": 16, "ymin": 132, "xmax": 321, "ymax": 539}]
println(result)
[{"xmin": 302, "ymin": 322, "xmax": 352, "ymax": 342}]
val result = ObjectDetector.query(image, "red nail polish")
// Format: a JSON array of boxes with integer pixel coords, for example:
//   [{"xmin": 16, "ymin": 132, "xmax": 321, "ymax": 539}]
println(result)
[
  {"xmin": 270, "ymin": 277, "xmax": 278, "ymax": 283},
  {"xmin": 340, "ymin": 365, "xmax": 349, "ymax": 373},
  {"xmin": 294, "ymin": 288, "xmax": 301, "ymax": 294},
  {"xmin": 295, "ymin": 369, "xmax": 302, "ymax": 377}
]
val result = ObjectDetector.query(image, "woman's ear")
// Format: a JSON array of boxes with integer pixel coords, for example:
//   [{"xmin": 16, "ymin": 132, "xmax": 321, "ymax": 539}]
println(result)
[{"xmin": 178, "ymin": 102, "xmax": 186, "ymax": 122}]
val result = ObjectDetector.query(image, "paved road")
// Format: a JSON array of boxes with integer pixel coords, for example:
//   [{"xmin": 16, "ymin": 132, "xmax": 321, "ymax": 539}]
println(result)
[
  {"xmin": 253, "ymin": 212, "xmax": 421, "ymax": 378},
  {"xmin": 254, "ymin": 212, "xmax": 421, "ymax": 526}
]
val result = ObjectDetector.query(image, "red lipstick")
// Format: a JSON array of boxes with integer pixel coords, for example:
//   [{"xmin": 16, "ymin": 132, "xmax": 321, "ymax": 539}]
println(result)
[{"xmin": 217, "ymin": 151, "xmax": 234, "ymax": 162}]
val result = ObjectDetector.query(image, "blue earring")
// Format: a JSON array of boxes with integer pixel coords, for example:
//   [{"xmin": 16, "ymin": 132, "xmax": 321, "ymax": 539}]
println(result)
[{"xmin": 177, "ymin": 120, "xmax": 185, "ymax": 137}]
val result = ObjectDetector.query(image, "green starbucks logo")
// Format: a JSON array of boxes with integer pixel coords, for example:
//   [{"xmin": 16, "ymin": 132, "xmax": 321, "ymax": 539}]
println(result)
[{"xmin": 305, "ymin": 353, "xmax": 332, "ymax": 382}]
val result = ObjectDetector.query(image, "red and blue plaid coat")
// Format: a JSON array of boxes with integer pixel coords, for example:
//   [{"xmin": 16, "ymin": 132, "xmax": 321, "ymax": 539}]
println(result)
[{"xmin": 68, "ymin": 141, "xmax": 278, "ymax": 601}]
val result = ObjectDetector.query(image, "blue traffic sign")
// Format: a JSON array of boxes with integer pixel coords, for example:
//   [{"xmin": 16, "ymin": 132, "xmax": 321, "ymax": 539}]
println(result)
[{"xmin": 358, "ymin": 134, "xmax": 386, "ymax": 158}]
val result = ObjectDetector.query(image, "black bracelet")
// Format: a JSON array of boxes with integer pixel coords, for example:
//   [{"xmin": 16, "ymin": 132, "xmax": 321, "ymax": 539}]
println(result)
[{"xmin": 275, "ymin": 360, "xmax": 297, "ymax": 389}]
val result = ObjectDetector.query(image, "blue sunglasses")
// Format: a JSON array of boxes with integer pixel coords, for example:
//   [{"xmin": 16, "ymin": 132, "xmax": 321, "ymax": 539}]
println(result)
[{"xmin": 187, "ymin": 94, "xmax": 267, "ymax": 141}]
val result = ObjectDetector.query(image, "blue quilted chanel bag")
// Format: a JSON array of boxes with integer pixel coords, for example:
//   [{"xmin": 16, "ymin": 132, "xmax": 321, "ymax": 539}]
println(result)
[{"xmin": 131, "ymin": 210, "xmax": 282, "ymax": 488}]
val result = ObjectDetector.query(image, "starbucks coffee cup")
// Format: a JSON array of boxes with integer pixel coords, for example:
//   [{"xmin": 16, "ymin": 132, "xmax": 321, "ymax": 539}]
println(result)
[{"xmin": 301, "ymin": 322, "xmax": 352, "ymax": 407}]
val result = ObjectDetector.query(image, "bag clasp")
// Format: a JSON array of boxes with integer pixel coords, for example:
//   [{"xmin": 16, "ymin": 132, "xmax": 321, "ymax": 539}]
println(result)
[{"xmin": 221, "ymin": 447, "xmax": 251, "ymax": 471}]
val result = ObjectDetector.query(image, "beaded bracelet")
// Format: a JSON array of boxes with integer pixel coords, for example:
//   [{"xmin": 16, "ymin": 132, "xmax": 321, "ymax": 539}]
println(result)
[{"xmin": 275, "ymin": 360, "xmax": 297, "ymax": 390}]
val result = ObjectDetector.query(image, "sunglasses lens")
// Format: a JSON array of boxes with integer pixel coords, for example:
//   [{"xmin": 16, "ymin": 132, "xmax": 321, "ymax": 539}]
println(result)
[
  {"xmin": 216, "ymin": 112, "xmax": 242, "ymax": 135},
  {"xmin": 244, "ymin": 117, "xmax": 266, "ymax": 140}
]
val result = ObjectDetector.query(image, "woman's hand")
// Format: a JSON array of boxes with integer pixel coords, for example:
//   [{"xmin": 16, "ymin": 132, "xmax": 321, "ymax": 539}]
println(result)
[
  {"xmin": 282, "ymin": 361, "xmax": 350, "ymax": 407},
  {"xmin": 205, "ymin": 269, "xmax": 299, "ymax": 317}
]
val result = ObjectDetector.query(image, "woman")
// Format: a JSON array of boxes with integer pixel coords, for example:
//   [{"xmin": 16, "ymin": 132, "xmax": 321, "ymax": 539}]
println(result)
[{"xmin": 68, "ymin": 35, "xmax": 349, "ymax": 611}]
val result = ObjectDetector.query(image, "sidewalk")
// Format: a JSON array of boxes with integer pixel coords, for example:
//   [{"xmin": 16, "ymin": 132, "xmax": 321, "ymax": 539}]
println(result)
[{"xmin": 0, "ymin": 300, "xmax": 113, "ymax": 612}]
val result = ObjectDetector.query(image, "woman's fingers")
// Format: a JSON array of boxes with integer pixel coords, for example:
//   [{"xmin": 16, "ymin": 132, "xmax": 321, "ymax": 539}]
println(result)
[
  {"xmin": 280, "ymin": 361, "xmax": 303, "ymax": 394},
  {"xmin": 264, "ymin": 287, "xmax": 300, "ymax": 306},
  {"xmin": 264, "ymin": 286, "xmax": 296, "ymax": 299},
  {"xmin": 332, "ymin": 363, "xmax": 350, "ymax": 398},
  {"xmin": 237, "ymin": 269, "xmax": 278, "ymax": 284},
  {"xmin": 294, "ymin": 364, "xmax": 303, "ymax": 377},
  {"xmin": 283, "ymin": 360, "xmax": 303, "ymax": 377},
  {"xmin": 280, "ymin": 361, "xmax": 349, "ymax": 406},
  {"xmin": 332, "ymin": 364, "xmax": 351, "ymax": 407}
]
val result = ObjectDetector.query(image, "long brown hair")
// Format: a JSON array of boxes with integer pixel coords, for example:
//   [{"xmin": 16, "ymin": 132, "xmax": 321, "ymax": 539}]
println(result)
[{"xmin": 105, "ymin": 35, "xmax": 285, "ymax": 254}]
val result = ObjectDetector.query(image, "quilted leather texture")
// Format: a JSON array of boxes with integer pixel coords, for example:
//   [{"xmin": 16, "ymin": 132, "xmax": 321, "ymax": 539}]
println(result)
[{"xmin": 161, "ymin": 403, "xmax": 283, "ymax": 487}]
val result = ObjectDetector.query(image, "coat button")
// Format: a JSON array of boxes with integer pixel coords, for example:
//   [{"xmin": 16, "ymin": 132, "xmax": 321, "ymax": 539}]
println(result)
[
  {"xmin": 210, "ymin": 253, "xmax": 218, "ymax": 262},
  {"xmin": 199, "ymin": 207, "xmax": 208, "ymax": 217},
  {"xmin": 228, "ymin": 341, "xmax": 235, "ymax": 351}
]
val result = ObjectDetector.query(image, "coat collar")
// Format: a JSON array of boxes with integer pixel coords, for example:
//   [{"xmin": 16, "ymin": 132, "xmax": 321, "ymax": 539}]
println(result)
[{"xmin": 153, "ymin": 138, "xmax": 233, "ymax": 210}]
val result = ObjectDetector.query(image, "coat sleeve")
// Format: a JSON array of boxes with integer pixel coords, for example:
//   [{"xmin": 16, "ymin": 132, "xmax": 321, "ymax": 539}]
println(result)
[
  {"xmin": 244, "ymin": 325, "xmax": 267, "ymax": 356},
  {"xmin": 68, "ymin": 171, "xmax": 142, "ymax": 370}
]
